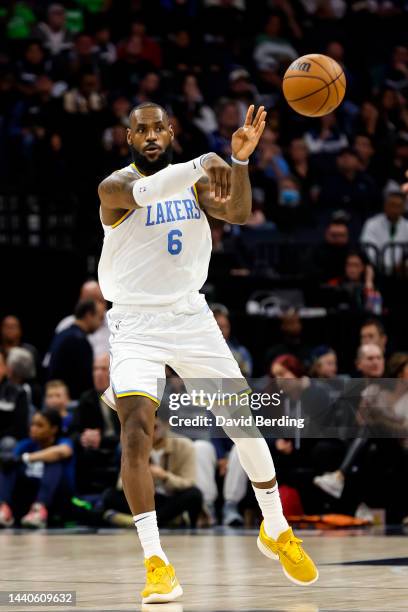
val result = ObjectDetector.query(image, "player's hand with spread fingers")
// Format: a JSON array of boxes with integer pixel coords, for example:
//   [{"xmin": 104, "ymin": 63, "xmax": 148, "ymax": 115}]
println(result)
[
  {"xmin": 231, "ymin": 105, "xmax": 267, "ymax": 162},
  {"xmin": 201, "ymin": 153, "xmax": 232, "ymax": 202}
]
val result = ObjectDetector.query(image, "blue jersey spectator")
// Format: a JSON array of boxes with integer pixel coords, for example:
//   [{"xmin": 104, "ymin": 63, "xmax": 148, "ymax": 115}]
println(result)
[{"xmin": 0, "ymin": 410, "xmax": 74, "ymax": 528}]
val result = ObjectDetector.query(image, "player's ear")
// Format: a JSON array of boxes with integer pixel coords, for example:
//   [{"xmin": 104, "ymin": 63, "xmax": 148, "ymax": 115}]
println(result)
[
  {"xmin": 168, "ymin": 124, "xmax": 175, "ymax": 141},
  {"xmin": 126, "ymin": 128, "xmax": 132, "ymax": 146}
]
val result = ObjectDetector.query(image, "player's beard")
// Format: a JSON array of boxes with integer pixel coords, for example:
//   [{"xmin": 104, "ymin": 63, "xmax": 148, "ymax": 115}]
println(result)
[{"xmin": 130, "ymin": 144, "xmax": 173, "ymax": 175}]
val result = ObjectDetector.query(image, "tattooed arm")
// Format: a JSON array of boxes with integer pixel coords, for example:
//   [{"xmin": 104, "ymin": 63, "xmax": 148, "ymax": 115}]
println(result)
[{"xmin": 98, "ymin": 167, "xmax": 141, "ymax": 212}]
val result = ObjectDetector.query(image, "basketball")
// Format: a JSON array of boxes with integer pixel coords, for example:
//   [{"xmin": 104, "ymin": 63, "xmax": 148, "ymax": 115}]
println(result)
[{"xmin": 282, "ymin": 54, "xmax": 346, "ymax": 117}]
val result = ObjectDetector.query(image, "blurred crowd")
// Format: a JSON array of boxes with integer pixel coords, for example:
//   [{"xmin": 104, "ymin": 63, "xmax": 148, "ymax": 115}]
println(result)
[
  {"xmin": 1, "ymin": 281, "xmax": 408, "ymax": 529},
  {"xmin": 1, "ymin": 1, "xmax": 408, "ymax": 234},
  {"xmin": 2, "ymin": 0, "xmax": 408, "ymax": 529}
]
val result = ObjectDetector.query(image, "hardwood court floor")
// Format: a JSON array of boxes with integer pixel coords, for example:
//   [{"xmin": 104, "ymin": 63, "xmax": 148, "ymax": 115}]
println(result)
[{"xmin": 1, "ymin": 528, "xmax": 408, "ymax": 611}]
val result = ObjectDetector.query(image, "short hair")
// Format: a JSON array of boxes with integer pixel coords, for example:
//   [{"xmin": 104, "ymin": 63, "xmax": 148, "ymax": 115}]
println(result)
[
  {"xmin": 360, "ymin": 318, "xmax": 385, "ymax": 336},
  {"xmin": 7, "ymin": 347, "xmax": 36, "ymax": 380},
  {"xmin": 129, "ymin": 102, "xmax": 168, "ymax": 122},
  {"xmin": 356, "ymin": 343, "xmax": 383, "ymax": 362},
  {"xmin": 45, "ymin": 380, "xmax": 70, "ymax": 395},
  {"xmin": 74, "ymin": 299, "xmax": 96, "ymax": 320}
]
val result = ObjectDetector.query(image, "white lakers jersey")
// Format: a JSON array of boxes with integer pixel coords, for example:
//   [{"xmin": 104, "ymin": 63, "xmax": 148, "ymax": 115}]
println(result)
[{"xmin": 98, "ymin": 164, "xmax": 212, "ymax": 306}]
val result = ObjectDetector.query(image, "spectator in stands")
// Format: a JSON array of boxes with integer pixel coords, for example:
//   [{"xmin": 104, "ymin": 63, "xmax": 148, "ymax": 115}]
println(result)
[
  {"xmin": 134, "ymin": 72, "xmax": 163, "ymax": 107},
  {"xmin": 128, "ymin": 20, "xmax": 162, "ymax": 69},
  {"xmin": 71, "ymin": 353, "xmax": 120, "ymax": 493},
  {"xmin": 93, "ymin": 25, "xmax": 117, "ymax": 66},
  {"xmin": 360, "ymin": 190, "xmax": 408, "ymax": 273},
  {"xmin": 309, "ymin": 346, "xmax": 338, "ymax": 379},
  {"xmin": 356, "ymin": 343, "xmax": 385, "ymax": 379},
  {"xmin": 210, "ymin": 100, "xmax": 240, "ymax": 160},
  {"xmin": 0, "ymin": 350, "xmax": 29, "ymax": 443},
  {"xmin": 0, "ymin": 410, "xmax": 74, "ymax": 528},
  {"xmin": 164, "ymin": 28, "xmax": 196, "ymax": 73},
  {"xmin": 286, "ymin": 137, "xmax": 314, "ymax": 199},
  {"xmin": 113, "ymin": 35, "xmax": 156, "ymax": 94},
  {"xmin": 105, "ymin": 410, "xmax": 202, "ymax": 527},
  {"xmin": 271, "ymin": 353, "xmax": 332, "ymax": 436},
  {"xmin": 353, "ymin": 133, "xmax": 386, "ymax": 188},
  {"xmin": 253, "ymin": 12, "xmax": 298, "ymax": 70},
  {"xmin": 44, "ymin": 381, "xmax": 73, "ymax": 434},
  {"xmin": 63, "ymin": 72, "xmax": 106, "ymax": 115},
  {"xmin": 211, "ymin": 304, "xmax": 253, "ymax": 377},
  {"xmin": 256, "ymin": 127, "xmax": 290, "ymax": 182},
  {"xmin": 326, "ymin": 249, "xmax": 382, "ymax": 314},
  {"xmin": 32, "ymin": 4, "xmax": 73, "ymax": 57},
  {"xmin": 47, "ymin": 300, "xmax": 104, "ymax": 399},
  {"xmin": 274, "ymin": 175, "xmax": 310, "ymax": 230},
  {"xmin": 360, "ymin": 319, "xmax": 388, "ymax": 355},
  {"xmin": 308, "ymin": 346, "xmax": 349, "ymax": 402},
  {"xmin": 318, "ymin": 148, "xmax": 379, "ymax": 222},
  {"xmin": 250, "ymin": 127, "xmax": 288, "ymax": 223},
  {"xmin": 0, "ymin": 315, "xmax": 40, "ymax": 373},
  {"xmin": 267, "ymin": 309, "xmax": 311, "ymax": 365},
  {"xmin": 305, "ymin": 213, "xmax": 350, "ymax": 283},
  {"xmin": 313, "ymin": 349, "xmax": 398, "ymax": 507},
  {"xmin": 7, "ymin": 347, "xmax": 39, "ymax": 411},
  {"xmin": 65, "ymin": 33, "xmax": 102, "ymax": 80},
  {"xmin": 15, "ymin": 41, "xmax": 52, "ymax": 94},
  {"xmin": 54, "ymin": 280, "xmax": 109, "ymax": 357},
  {"xmin": 175, "ymin": 73, "xmax": 217, "ymax": 135},
  {"xmin": 228, "ymin": 68, "xmax": 259, "ymax": 124},
  {"xmin": 304, "ymin": 113, "xmax": 348, "ymax": 161}
]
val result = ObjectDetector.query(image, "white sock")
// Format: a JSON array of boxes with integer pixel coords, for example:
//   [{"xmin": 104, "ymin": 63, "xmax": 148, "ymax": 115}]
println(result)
[
  {"xmin": 133, "ymin": 511, "xmax": 169, "ymax": 563},
  {"xmin": 253, "ymin": 483, "xmax": 289, "ymax": 540}
]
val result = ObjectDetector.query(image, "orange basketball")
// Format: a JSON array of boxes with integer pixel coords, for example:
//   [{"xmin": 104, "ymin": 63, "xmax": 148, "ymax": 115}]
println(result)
[{"xmin": 282, "ymin": 54, "xmax": 346, "ymax": 117}]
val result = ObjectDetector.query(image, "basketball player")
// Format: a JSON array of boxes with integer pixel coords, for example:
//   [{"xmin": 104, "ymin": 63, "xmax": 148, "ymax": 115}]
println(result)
[{"xmin": 97, "ymin": 102, "xmax": 318, "ymax": 603}]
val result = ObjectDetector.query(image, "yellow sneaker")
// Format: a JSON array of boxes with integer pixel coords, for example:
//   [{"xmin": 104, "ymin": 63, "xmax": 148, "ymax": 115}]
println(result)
[
  {"xmin": 141, "ymin": 556, "xmax": 183, "ymax": 604},
  {"xmin": 257, "ymin": 522, "xmax": 319, "ymax": 586}
]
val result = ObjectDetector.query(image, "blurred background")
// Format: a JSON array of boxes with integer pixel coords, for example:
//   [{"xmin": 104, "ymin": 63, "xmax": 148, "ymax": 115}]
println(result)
[{"xmin": 1, "ymin": 0, "xmax": 408, "ymax": 530}]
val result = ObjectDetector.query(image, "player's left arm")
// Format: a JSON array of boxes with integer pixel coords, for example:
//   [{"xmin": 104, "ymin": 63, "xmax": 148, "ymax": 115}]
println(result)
[{"xmin": 196, "ymin": 105, "xmax": 266, "ymax": 224}]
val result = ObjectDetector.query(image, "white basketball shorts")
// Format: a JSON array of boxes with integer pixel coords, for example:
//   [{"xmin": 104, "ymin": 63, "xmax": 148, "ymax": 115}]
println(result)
[{"xmin": 102, "ymin": 292, "xmax": 249, "ymax": 409}]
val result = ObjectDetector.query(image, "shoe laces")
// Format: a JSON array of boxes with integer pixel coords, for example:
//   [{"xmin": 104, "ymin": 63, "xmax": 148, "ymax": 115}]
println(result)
[
  {"xmin": 147, "ymin": 566, "xmax": 169, "ymax": 584},
  {"xmin": 281, "ymin": 535, "xmax": 304, "ymax": 564}
]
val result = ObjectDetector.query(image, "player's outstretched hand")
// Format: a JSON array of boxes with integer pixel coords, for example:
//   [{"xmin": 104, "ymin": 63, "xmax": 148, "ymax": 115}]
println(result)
[
  {"xmin": 231, "ymin": 105, "xmax": 267, "ymax": 162},
  {"xmin": 201, "ymin": 153, "xmax": 232, "ymax": 202}
]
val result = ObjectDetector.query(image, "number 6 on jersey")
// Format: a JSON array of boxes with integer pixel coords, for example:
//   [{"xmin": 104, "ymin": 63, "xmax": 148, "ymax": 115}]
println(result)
[{"xmin": 167, "ymin": 229, "xmax": 183, "ymax": 255}]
